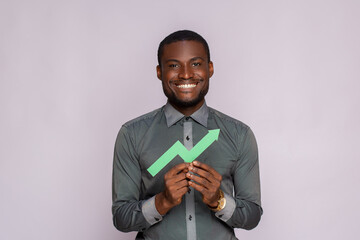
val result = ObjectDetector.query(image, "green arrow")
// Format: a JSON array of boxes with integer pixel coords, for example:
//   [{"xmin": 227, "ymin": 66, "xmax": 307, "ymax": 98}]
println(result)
[{"xmin": 147, "ymin": 129, "xmax": 220, "ymax": 177}]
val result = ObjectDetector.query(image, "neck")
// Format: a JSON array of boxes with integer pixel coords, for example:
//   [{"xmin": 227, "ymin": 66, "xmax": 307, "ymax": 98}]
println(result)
[{"xmin": 169, "ymin": 99, "xmax": 205, "ymax": 116}]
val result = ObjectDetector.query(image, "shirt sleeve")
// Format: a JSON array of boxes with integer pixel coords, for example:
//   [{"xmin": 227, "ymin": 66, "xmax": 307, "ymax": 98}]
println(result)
[
  {"xmin": 219, "ymin": 127, "xmax": 263, "ymax": 230},
  {"xmin": 112, "ymin": 126, "xmax": 162, "ymax": 232},
  {"xmin": 142, "ymin": 196, "xmax": 164, "ymax": 224},
  {"xmin": 214, "ymin": 192, "xmax": 236, "ymax": 221}
]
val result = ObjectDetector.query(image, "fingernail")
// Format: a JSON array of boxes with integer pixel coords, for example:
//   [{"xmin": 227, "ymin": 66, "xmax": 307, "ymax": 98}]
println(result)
[{"xmin": 193, "ymin": 161, "xmax": 198, "ymax": 165}]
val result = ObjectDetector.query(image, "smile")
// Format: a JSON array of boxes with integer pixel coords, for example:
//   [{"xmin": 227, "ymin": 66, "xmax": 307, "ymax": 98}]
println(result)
[{"xmin": 175, "ymin": 83, "xmax": 197, "ymax": 89}]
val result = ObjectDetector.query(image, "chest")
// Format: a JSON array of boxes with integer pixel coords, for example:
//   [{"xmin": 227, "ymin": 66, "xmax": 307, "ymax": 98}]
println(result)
[{"xmin": 137, "ymin": 122, "xmax": 238, "ymax": 185}]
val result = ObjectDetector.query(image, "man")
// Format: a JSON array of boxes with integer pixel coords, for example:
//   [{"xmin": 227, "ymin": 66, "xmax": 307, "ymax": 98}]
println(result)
[{"xmin": 112, "ymin": 30, "xmax": 262, "ymax": 240}]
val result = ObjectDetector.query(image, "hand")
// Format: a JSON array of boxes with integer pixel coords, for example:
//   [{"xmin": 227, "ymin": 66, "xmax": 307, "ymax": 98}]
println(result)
[
  {"xmin": 186, "ymin": 161, "xmax": 222, "ymax": 208},
  {"xmin": 155, "ymin": 163, "xmax": 190, "ymax": 215}
]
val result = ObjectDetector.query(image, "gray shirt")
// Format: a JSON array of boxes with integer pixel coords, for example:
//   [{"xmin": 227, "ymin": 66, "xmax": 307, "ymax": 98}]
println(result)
[{"xmin": 112, "ymin": 102, "xmax": 262, "ymax": 240}]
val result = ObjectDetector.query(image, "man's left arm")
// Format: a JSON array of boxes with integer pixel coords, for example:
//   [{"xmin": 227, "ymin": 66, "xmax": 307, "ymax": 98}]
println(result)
[
  {"xmin": 112, "ymin": 126, "xmax": 160, "ymax": 233},
  {"xmin": 220, "ymin": 127, "xmax": 262, "ymax": 230},
  {"xmin": 187, "ymin": 127, "xmax": 262, "ymax": 230}
]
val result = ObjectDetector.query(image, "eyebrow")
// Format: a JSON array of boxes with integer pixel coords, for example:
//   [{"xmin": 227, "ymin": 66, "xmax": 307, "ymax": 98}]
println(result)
[
  {"xmin": 165, "ymin": 59, "xmax": 180, "ymax": 63},
  {"xmin": 190, "ymin": 57, "xmax": 205, "ymax": 62},
  {"xmin": 164, "ymin": 57, "xmax": 205, "ymax": 63}
]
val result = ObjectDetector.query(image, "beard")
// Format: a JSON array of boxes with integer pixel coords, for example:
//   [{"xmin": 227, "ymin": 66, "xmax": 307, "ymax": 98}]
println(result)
[{"xmin": 162, "ymin": 81, "xmax": 209, "ymax": 108}]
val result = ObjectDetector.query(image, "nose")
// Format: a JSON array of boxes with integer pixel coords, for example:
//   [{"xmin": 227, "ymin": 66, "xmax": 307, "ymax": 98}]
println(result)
[{"xmin": 178, "ymin": 65, "xmax": 193, "ymax": 80}]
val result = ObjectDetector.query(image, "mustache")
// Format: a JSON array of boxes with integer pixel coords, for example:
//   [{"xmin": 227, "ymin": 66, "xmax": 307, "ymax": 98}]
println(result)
[{"xmin": 169, "ymin": 79, "xmax": 204, "ymax": 84}]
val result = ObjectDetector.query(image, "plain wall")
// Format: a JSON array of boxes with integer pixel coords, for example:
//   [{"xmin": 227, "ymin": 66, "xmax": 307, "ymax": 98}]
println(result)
[{"xmin": 1, "ymin": 0, "xmax": 359, "ymax": 239}]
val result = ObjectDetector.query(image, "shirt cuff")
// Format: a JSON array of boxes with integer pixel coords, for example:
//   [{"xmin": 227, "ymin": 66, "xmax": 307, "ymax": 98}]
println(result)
[
  {"xmin": 141, "ymin": 196, "xmax": 163, "ymax": 225},
  {"xmin": 215, "ymin": 192, "xmax": 236, "ymax": 222}
]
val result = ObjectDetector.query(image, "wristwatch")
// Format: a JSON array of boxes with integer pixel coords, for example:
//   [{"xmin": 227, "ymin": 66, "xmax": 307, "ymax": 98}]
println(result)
[{"xmin": 209, "ymin": 189, "xmax": 226, "ymax": 212}]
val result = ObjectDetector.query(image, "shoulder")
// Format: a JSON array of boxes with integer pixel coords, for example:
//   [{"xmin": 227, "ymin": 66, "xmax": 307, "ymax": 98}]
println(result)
[
  {"xmin": 208, "ymin": 107, "xmax": 258, "ymax": 159},
  {"xmin": 122, "ymin": 107, "xmax": 163, "ymax": 129},
  {"xmin": 115, "ymin": 107, "xmax": 164, "ymax": 146},
  {"xmin": 208, "ymin": 107, "xmax": 250, "ymax": 132}
]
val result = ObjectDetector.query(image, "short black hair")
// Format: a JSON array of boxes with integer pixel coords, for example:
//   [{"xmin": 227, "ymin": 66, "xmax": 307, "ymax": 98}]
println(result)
[{"xmin": 157, "ymin": 30, "xmax": 211, "ymax": 66}]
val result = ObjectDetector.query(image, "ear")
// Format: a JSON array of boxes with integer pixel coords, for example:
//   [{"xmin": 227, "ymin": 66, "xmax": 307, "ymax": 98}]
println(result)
[
  {"xmin": 208, "ymin": 61, "xmax": 214, "ymax": 78},
  {"xmin": 156, "ymin": 65, "xmax": 162, "ymax": 80}
]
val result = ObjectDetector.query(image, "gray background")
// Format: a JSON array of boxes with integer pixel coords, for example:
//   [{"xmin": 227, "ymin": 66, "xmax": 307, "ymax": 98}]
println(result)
[{"xmin": 1, "ymin": 0, "xmax": 359, "ymax": 239}]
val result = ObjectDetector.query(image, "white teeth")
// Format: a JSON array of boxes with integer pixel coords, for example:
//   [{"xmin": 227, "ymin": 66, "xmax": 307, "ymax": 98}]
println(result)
[{"xmin": 176, "ymin": 84, "xmax": 197, "ymax": 88}]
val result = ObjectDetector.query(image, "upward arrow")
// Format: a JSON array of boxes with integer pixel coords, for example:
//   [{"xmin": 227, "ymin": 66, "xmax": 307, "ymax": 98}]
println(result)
[{"xmin": 147, "ymin": 129, "xmax": 220, "ymax": 177}]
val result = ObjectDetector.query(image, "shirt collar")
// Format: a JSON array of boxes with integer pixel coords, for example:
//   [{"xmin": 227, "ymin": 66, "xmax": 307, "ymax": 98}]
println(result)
[{"xmin": 164, "ymin": 102, "xmax": 209, "ymax": 128}]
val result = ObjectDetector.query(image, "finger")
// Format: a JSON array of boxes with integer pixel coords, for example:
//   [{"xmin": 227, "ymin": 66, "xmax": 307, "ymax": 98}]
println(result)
[
  {"xmin": 188, "ymin": 181, "xmax": 218, "ymax": 206},
  {"xmin": 167, "ymin": 187, "xmax": 188, "ymax": 205},
  {"xmin": 174, "ymin": 187, "xmax": 189, "ymax": 200},
  {"xmin": 166, "ymin": 179, "xmax": 189, "ymax": 196},
  {"xmin": 181, "ymin": 168, "xmax": 189, "ymax": 173},
  {"xmin": 166, "ymin": 163, "xmax": 190, "ymax": 177},
  {"xmin": 166, "ymin": 172, "xmax": 187, "ymax": 186},
  {"xmin": 175, "ymin": 179, "xmax": 189, "ymax": 190},
  {"xmin": 189, "ymin": 166, "xmax": 218, "ymax": 183},
  {"xmin": 170, "ymin": 184, "xmax": 189, "ymax": 196},
  {"xmin": 186, "ymin": 173, "xmax": 211, "ymax": 189},
  {"xmin": 188, "ymin": 181, "xmax": 209, "ymax": 196},
  {"xmin": 192, "ymin": 161, "xmax": 222, "ymax": 181}
]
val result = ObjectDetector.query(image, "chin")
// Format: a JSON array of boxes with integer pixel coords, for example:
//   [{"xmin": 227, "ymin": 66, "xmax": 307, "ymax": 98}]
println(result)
[
  {"xmin": 167, "ymin": 94, "xmax": 204, "ymax": 108},
  {"xmin": 163, "ymin": 83, "xmax": 209, "ymax": 109},
  {"xmin": 175, "ymin": 100, "xmax": 201, "ymax": 108}
]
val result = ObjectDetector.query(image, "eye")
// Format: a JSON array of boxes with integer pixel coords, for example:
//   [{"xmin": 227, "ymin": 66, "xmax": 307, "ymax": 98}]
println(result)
[
  {"xmin": 169, "ymin": 63, "xmax": 179, "ymax": 68},
  {"xmin": 192, "ymin": 62, "xmax": 201, "ymax": 67}
]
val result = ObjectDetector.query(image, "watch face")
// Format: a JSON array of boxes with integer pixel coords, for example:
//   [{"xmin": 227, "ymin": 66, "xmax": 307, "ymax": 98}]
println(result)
[{"xmin": 219, "ymin": 198, "xmax": 226, "ymax": 210}]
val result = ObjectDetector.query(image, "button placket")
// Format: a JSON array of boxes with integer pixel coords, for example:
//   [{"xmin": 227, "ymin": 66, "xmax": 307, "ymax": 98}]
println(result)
[{"xmin": 184, "ymin": 121, "xmax": 196, "ymax": 239}]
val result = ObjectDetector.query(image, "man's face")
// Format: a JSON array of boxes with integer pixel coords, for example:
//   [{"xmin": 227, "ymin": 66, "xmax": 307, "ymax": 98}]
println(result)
[{"xmin": 157, "ymin": 40, "xmax": 214, "ymax": 111}]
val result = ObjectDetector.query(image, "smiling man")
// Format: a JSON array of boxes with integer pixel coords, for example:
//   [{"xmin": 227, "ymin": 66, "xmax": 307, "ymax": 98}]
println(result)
[
  {"xmin": 157, "ymin": 39, "xmax": 212, "ymax": 116},
  {"xmin": 112, "ymin": 30, "xmax": 262, "ymax": 240}
]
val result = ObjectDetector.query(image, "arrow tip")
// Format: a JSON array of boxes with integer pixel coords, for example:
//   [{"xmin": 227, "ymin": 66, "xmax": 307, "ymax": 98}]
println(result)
[{"xmin": 208, "ymin": 129, "xmax": 220, "ymax": 140}]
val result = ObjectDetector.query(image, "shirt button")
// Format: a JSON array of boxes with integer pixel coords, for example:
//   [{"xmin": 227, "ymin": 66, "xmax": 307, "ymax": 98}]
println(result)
[
  {"xmin": 186, "ymin": 136, "xmax": 190, "ymax": 141},
  {"xmin": 185, "ymin": 117, "xmax": 190, "ymax": 120},
  {"xmin": 189, "ymin": 215, "xmax": 192, "ymax": 221}
]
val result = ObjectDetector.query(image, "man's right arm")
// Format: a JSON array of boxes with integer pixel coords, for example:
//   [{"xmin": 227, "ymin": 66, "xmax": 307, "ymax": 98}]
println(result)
[
  {"xmin": 112, "ymin": 126, "xmax": 189, "ymax": 232},
  {"xmin": 155, "ymin": 163, "xmax": 190, "ymax": 215},
  {"xmin": 112, "ymin": 126, "xmax": 151, "ymax": 232}
]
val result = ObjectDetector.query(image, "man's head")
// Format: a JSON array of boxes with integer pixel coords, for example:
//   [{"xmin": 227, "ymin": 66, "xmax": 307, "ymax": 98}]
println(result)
[
  {"xmin": 157, "ymin": 30, "xmax": 211, "ymax": 66},
  {"xmin": 157, "ymin": 30, "xmax": 214, "ymax": 115}
]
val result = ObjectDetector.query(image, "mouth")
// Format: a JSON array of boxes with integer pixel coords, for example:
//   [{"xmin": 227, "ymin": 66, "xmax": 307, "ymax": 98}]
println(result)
[
  {"xmin": 172, "ymin": 80, "xmax": 201, "ymax": 89},
  {"xmin": 175, "ymin": 83, "xmax": 198, "ymax": 89}
]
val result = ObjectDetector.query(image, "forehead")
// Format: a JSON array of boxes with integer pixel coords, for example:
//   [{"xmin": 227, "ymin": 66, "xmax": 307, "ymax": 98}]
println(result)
[{"xmin": 161, "ymin": 40, "xmax": 207, "ymax": 62}]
